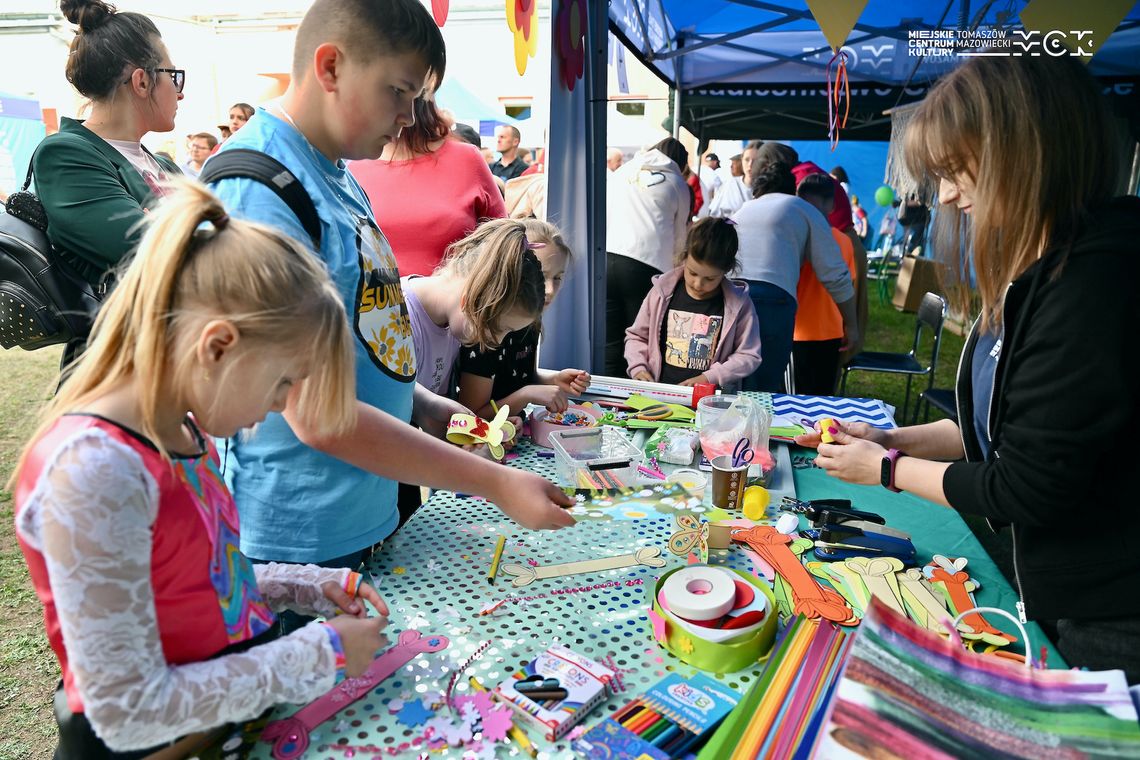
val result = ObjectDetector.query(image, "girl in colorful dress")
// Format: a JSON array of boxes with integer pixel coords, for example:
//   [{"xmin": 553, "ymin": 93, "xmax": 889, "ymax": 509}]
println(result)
[{"xmin": 12, "ymin": 183, "xmax": 389, "ymax": 758}]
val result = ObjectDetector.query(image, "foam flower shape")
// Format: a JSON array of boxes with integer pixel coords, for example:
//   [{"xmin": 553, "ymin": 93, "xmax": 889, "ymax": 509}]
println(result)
[
  {"xmin": 506, "ymin": 0, "xmax": 539, "ymax": 75},
  {"xmin": 554, "ymin": 0, "xmax": 587, "ymax": 91},
  {"xmin": 480, "ymin": 705, "xmax": 515, "ymax": 742},
  {"xmin": 396, "ymin": 698, "xmax": 434, "ymax": 728},
  {"xmin": 678, "ymin": 636, "xmax": 694, "ymax": 654}
]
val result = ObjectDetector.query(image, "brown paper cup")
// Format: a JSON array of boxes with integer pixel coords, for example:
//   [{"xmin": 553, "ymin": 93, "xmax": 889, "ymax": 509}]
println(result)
[{"xmin": 710, "ymin": 455, "xmax": 748, "ymax": 510}]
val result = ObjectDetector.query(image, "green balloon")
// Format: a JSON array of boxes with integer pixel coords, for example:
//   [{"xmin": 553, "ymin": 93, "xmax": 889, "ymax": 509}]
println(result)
[{"xmin": 874, "ymin": 185, "xmax": 895, "ymax": 207}]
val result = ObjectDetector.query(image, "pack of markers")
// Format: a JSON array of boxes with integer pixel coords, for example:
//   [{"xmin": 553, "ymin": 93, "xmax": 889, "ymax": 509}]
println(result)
[{"xmin": 573, "ymin": 673, "xmax": 740, "ymax": 759}]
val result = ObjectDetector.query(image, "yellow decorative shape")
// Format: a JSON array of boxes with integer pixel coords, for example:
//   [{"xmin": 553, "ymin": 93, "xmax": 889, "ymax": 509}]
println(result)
[
  {"xmin": 806, "ymin": 0, "xmax": 868, "ymax": 51},
  {"xmin": 678, "ymin": 636, "xmax": 694, "ymax": 654},
  {"xmin": 1020, "ymin": 0, "xmax": 1133, "ymax": 61},
  {"xmin": 393, "ymin": 567, "xmax": 406, "ymax": 575},
  {"xmin": 742, "ymin": 486, "xmax": 770, "ymax": 520},
  {"xmin": 505, "ymin": 0, "xmax": 539, "ymax": 75}
]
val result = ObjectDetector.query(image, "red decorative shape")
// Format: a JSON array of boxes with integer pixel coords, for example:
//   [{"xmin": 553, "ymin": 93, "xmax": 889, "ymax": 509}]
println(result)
[
  {"xmin": 431, "ymin": 0, "xmax": 448, "ymax": 26},
  {"xmin": 554, "ymin": 0, "xmax": 588, "ymax": 91}
]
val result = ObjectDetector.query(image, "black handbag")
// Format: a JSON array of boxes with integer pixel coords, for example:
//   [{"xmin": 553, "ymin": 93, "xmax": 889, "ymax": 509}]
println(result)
[{"xmin": 0, "ymin": 161, "xmax": 104, "ymax": 351}]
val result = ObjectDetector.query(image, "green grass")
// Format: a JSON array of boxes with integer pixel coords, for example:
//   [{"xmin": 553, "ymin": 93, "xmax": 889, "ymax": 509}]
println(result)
[
  {"xmin": 0, "ymin": 294, "xmax": 964, "ymax": 756},
  {"xmin": 841, "ymin": 286, "xmax": 964, "ymax": 420},
  {"xmin": 0, "ymin": 346, "xmax": 61, "ymax": 760}
]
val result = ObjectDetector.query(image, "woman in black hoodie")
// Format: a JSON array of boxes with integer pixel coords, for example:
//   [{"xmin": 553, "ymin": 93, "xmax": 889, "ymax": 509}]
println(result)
[{"xmin": 799, "ymin": 54, "xmax": 1140, "ymax": 683}]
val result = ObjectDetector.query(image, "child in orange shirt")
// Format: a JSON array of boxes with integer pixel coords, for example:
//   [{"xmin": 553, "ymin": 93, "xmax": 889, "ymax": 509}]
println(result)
[{"xmin": 793, "ymin": 173, "xmax": 857, "ymax": 395}]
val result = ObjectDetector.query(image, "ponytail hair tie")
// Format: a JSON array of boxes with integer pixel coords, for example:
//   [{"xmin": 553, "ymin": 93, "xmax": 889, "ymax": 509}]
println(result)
[
  {"xmin": 524, "ymin": 238, "xmax": 547, "ymax": 250},
  {"xmin": 724, "ymin": 218, "xmax": 737, "ymax": 226},
  {"xmin": 211, "ymin": 211, "xmax": 230, "ymax": 230}
]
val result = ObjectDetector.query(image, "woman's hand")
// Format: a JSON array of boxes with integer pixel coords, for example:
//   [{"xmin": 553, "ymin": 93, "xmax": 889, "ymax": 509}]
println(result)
[
  {"xmin": 324, "ymin": 615, "xmax": 389, "ymax": 678},
  {"xmin": 814, "ymin": 426, "xmax": 888, "ymax": 485},
  {"xmin": 678, "ymin": 373, "xmax": 710, "ymax": 387},
  {"xmin": 493, "ymin": 469, "xmax": 577, "ymax": 529},
  {"xmin": 320, "ymin": 580, "xmax": 388, "ymax": 618},
  {"xmin": 793, "ymin": 419, "xmax": 890, "ymax": 449},
  {"xmin": 552, "ymin": 369, "xmax": 591, "ymax": 396}
]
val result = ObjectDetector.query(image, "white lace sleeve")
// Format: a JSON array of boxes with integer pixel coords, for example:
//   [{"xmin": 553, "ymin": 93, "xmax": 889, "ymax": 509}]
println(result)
[
  {"xmin": 17, "ymin": 429, "xmax": 343, "ymax": 752},
  {"xmin": 254, "ymin": 562, "xmax": 356, "ymax": 617}
]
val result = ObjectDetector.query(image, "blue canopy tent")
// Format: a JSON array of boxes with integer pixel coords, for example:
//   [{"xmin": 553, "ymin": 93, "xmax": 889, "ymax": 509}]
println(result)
[
  {"xmin": 433, "ymin": 77, "xmax": 522, "ymax": 139},
  {"xmin": 0, "ymin": 92, "xmax": 46, "ymax": 196},
  {"xmin": 540, "ymin": 1, "xmax": 1140, "ymax": 374}
]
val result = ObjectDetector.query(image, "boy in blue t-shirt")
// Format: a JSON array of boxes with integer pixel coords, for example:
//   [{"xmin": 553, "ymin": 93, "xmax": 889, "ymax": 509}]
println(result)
[{"xmin": 208, "ymin": 0, "xmax": 574, "ymax": 576}]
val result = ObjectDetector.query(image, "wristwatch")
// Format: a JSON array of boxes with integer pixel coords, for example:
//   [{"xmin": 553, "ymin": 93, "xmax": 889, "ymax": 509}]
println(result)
[{"xmin": 880, "ymin": 448, "xmax": 905, "ymax": 493}]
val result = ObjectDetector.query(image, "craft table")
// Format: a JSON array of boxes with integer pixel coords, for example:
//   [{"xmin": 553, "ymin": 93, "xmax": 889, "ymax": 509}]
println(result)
[{"xmin": 249, "ymin": 396, "xmax": 1060, "ymax": 760}]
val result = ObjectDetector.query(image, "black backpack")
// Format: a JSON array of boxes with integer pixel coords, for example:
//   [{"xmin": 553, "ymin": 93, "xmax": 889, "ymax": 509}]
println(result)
[
  {"xmin": 0, "ymin": 163, "xmax": 104, "ymax": 351},
  {"xmin": 0, "ymin": 149, "xmax": 320, "ymax": 351},
  {"xmin": 198, "ymin": 149, "xmax": 321, "ymax": 248}
]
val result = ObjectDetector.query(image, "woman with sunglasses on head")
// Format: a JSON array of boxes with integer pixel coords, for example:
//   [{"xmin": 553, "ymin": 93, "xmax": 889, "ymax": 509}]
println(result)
[{"xmin": 32, "ymin": 0, "xmax": 184, "ymax": 368}]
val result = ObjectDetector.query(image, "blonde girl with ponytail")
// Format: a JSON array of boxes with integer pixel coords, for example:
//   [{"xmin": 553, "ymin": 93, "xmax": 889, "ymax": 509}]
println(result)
[{"xmin": 10, "ymin": 182, "xmax": 391, "ymax": 758}]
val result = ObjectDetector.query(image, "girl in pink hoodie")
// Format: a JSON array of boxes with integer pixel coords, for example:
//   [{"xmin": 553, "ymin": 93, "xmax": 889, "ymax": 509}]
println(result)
[{"xmin": 624, "ymin": 218, "xmax": 763, "ymax": 390}]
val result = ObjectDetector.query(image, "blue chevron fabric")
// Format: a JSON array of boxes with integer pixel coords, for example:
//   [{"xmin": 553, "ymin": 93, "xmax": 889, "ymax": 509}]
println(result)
[{"xmin": 771, "ymin": 394, "xmax": 897, "ymax": 430}]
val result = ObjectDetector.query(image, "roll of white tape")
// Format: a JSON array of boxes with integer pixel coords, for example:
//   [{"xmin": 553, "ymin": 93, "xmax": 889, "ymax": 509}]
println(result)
[
  {"xmin": 660, "ymin": 566, "xmax": 736, "ymax": 621},
  {"xmin": 775, "ymin": 513, "xmax": 800, "ymax": 535}
]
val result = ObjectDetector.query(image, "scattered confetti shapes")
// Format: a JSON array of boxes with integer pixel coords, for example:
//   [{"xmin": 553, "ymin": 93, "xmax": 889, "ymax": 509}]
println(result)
[
  {"xmin": 480, "ymin": 705, "xmax": 515, "ymax": 742},
  {"xmin": 392, "ymin": 566, "xmax": 406, "ymax": 575},
  {"xmin": 425, "ymin": 716, "xmax": 470, "ymax": 746},
  {"xmin": 426, "ymin": 558, "xmax": 440, "ymax": 573},
  {"xmin": 526, "ymin": 558, "xmax": 539, "ymax": 567},
  {"xmin": 334, "ymin": 719, "xmax": 350, "ymax": 733},
  {"xmin": 679, "ymin": 636, "xmax": 694, "ymax": 654},
  {"xmin": 387, "ymin": 698, "xmax": 405, "ymax": 714},
  {"xmin": 395, "ymin": 698, "xmax": 433, "ymax": 728},
  {"xmin": 624, "ymin": 510, "xmax": 648, "ymax": 519}
]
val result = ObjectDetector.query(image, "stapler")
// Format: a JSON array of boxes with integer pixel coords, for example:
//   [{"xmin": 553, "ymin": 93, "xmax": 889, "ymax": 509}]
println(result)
[{"xmin": 812, "ymin": 523, "xmax": 917, "ymax": 563}]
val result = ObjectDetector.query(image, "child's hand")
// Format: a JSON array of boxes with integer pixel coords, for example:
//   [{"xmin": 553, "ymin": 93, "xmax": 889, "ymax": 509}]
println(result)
[
  {"xmin": 502, "ymin": 416, "xmax": 523, "ymax": 450},
  {"xmin": 324, "ymin": 615, "xmax": 389, "ymax": 678},
  {"xmin": 678, "ymin": 373, "xmax": 710, "ymax": 387},
  {"xmin": 553, "ymin": 369, "xmax": 591, "ymax": 395},
  {"xmin": 632, "ymin": 370, "xmax": 654, "ymax": 383},
  {"xmin": 413, "ymin": 388, "xmax": 472, "ymax": 439},
  {"xmin": 531, "ymin": 384, "xmax": 569, "ymax": 412},
  {"xmin": 320, "ymin": 580, "xmax": 389, "ymax": 618},
  {"xmin": 494, "ymin": 470, "xmax": 577, "ymax": 530}
]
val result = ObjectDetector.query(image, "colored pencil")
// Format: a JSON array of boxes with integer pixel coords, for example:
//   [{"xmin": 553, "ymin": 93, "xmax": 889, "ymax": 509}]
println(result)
[{"xmin": 487, "ymin": 535, "xmax": 506, "ymax": 584}]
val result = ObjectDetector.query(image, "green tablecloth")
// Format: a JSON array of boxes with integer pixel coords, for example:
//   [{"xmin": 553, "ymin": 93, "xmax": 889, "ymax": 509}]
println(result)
[{"xmin": 247, "ymin": 410, "xmax": 1060, "ymax": 759}]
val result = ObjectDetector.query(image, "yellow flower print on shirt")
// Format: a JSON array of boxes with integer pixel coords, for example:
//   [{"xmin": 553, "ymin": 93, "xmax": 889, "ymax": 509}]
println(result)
[{"xmin": 354, "ymin": 221, "xmax": 415, "ymax": 381}]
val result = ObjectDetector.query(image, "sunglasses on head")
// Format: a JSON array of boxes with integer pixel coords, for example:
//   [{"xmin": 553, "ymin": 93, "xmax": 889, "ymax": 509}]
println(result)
[{"xmin": 124, "ymin": 67, "xmax": 185, "ymax": 94}]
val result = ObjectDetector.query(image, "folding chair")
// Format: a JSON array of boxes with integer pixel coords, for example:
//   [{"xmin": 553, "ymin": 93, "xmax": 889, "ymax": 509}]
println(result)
[
  {"xmin": 840, "ymin": 292, "xmax": 947, "ymax": 423},
  {"xmin": 914, "ymin": 387, "xmax": 958, "ymax": 424}
]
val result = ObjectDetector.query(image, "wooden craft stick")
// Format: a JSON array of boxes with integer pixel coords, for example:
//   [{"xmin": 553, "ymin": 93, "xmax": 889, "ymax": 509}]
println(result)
[
  {"xmin": 844, "ymin": 557, "xmax": 907, "ymax": 618},
  {"xmin": 500, "ymin": 547, "xmax": 666, "ymax": 588},
  {"xmin": 732, "ymin": 526, "xmax": 856, "ymax": 626}
]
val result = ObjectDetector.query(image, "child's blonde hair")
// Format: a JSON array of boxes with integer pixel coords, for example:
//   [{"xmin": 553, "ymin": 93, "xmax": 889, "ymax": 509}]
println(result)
[
  {"xmin": 436, "ymin": 218, "xmax": 545, "ymax": 351},
  {"xmin": 10, "ymin": 181, "xmax": 355, "ymax": 485},
  {"xmin": 518, "ymin": 218, "xmax": 572, "ymax": 264}
]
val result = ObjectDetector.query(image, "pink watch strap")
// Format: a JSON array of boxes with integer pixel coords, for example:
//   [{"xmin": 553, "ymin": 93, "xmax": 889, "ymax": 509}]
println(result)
[{"xmin": 261, "ymin": 630, "xmax": 450, "ymax": 759}]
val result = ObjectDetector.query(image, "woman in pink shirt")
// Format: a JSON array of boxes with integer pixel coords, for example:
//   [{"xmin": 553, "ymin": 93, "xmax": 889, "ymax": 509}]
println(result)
[{"xmin": 350, "ymin": 95, "xmax": 506, "ymax": 276}]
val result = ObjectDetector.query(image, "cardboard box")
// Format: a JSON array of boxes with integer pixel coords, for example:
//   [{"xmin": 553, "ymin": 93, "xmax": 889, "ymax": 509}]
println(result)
[{"xmin": 892, "ymin": 255, "xmax": 944, "ymax": 313}]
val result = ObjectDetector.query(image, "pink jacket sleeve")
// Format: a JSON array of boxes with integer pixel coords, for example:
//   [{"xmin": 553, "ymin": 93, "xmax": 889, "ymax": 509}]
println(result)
[
  {"xmin": 703, "ymin": 296, "xmax": 763, "ymax": 388},
  {"xmin": 623, "ymin": 291, "xmax": 658, "ymax": 379}
]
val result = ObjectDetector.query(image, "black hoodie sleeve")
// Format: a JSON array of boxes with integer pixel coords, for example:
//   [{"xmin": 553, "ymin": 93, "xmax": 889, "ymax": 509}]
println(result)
[{"xmin": 943, "ymin": 235, "xmax": 1138, "ymax": 526}]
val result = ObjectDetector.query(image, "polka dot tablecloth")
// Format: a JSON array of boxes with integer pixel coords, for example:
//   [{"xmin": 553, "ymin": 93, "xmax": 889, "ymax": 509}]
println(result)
[{"xmin": 247, "ymin": 411, "xmax": 778, "ymax": 759}]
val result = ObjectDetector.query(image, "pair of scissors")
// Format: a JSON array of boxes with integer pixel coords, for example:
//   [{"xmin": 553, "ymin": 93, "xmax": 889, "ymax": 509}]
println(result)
[{"xmin": 732, "ymin": 437, "xmax": 754, "ymax": 468}]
